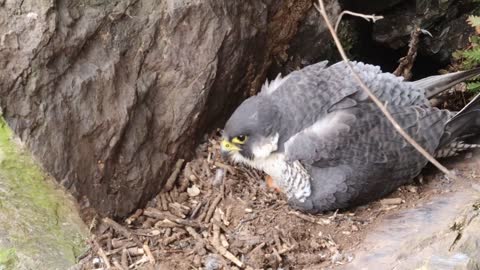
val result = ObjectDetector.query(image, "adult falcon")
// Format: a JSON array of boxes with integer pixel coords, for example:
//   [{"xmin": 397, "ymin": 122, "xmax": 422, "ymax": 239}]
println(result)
[{"xmin": 220, "ymin": 61, "xmax": 480, "ymax": 213}]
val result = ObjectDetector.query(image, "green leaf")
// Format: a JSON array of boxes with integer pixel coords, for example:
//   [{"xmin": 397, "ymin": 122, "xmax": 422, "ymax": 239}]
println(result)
[
  {"xmin": 470, "ymin": 35, "xmax": 480, "ymax": 45},
  {"xmin": 461, "ymin": 47, "xmax": 480, "ymax": 62},
  {"xmin": 467, "ymin": 81, "xmax": 480, "ymax": 94},
  {"xmin": 467, "ymin": 15, "xmax": 480, "ymax": 27}
]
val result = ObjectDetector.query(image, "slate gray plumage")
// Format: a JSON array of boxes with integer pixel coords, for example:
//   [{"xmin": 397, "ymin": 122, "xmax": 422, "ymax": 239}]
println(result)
[{"xmin": 221, "ymin": 61, "xmax": 480, "ymax": 213}]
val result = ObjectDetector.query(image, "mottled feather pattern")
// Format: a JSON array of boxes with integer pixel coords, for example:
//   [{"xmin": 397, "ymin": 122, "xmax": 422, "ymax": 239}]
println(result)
[
  {"xmin": 281, "ymin": 161, "xmax": 312, "ymax": 202},
  {"xmin": 435, "ymin": 141, "xmax": 480, "ymax": 158}
]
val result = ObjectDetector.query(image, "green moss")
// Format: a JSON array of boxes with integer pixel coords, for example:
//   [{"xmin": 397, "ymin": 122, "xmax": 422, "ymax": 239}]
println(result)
[
  {"xmin": 451, "ymin": 15, "xmax": 480, "ymax": 94},
  {"xmin": 337, "ymin": 19, "xmax": 361, "ymax": 60},
  {"xmin": 0, "ymin": 248, "xmax": 18, "ymax": 270},
  {"xmin": 0, "ymin": 118, "xmax": 89, "ymax": 269}
]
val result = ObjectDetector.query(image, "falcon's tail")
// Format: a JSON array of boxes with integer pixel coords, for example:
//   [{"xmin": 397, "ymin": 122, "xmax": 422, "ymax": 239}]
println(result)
[
  {"xmin": 438, "ymin": 93, "xmax": 480, "ymax": 147},
  {"xmin": 412, "ymin": 67, "xmax": 480, "ymax": 98}
]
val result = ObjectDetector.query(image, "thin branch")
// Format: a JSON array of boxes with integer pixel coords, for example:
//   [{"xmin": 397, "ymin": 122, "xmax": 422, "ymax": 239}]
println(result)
[
  {"xmin": 334, "ymin": 10, "xmax": 384, "ymax": 33},
  {"xmin": 315, "ymin": 0, "xmax": 452, "ymax": 177},
  {"xmin": 393, "ymin": 25, "xmax": 421, "ymax": 80}
]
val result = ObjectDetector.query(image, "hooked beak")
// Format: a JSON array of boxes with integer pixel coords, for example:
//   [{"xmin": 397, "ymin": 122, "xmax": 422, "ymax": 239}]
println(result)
[{"xmin": 220, "ymin": 139, "xmax": 240, "ymax": 160}]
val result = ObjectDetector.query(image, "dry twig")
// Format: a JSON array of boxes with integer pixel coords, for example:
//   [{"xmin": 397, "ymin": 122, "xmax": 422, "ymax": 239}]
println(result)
[
  {"xmin": 113, "ymin": 258, "xmax": 126, "ymax": 270},
  {"xmin": 335, "ymin": 10, "xmax": 383, "ymax": 33},
  {"xmin": 143, "ymin": 244, "xmax": 156, "ymax": 265},
  {"xmin": 164, "ymin": 159, "xmax": 185, "ymax": 192},
  {"xmin": 315, "ymin": 0, "xmax": 452, "ymax": 177},
  {"xmin": 125, "ymin": 209, "xmax": 143, "ymax": 225},
  {"xmin": 103, "ymin": 217, "xmax": 143, "ymax": 247},
  {"xmin": 393, "ymin": 26, "xmax": 421, "ymax": 80},
  {"xmin": 210, "ymin": 210, "xmax": 244, "ymax": 267},
  {"xmin": 129, "ymin": 256, "xmax": 149, "ymax": 268},
  {"xmin": 288, "ymin": 211, "xmax": 318, "ymax": 224},
  {"xmin": 160, "ymin": 193, "xmax": 169, "ymax": 211},
  {"xmin": 143, "ymin": 207, "xmax": 203, "ymax": 228},
  {"xmin": 121, "ymin": 248, "xmax": 129, "ymax": 269},
  {"xmin": 272, "ymin": 247, "xmax": 282, "ymax": 263},
  {"xmin": 204, "ymin": 194, "xmax": 223, "ymax": 223},
  {"xmin": 93, "ymin": 238, "xmax": 111, "ymax": 268},
  {"xmin": 163, "ymin": 231, "xmax": 187, "ymax": 246}
]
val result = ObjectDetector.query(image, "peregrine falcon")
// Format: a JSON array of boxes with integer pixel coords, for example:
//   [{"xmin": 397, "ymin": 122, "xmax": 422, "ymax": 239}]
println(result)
[{"xmin": 220, "ymin": 61, "xmax": 480, "ymax": 213}]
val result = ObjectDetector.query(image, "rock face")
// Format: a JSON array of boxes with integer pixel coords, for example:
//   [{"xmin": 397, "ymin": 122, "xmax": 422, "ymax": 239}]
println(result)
[
  {"xmin": 0, "ymin": 0, "xmax": 343, "ymax": 217},
  {"xmin": 369, "ymin": 0, "xmax": 476, "ymax": 65},
  {"xmin": 346, "ymin": 187, "xmax": 480, "ymax": 269},
  {"xmin": 345, "ymin": 155, "xmax": 480, "ymax": 270},
  {"xmin": 0, "ymin": 119, "xmax": 88, "ymax": 270}
]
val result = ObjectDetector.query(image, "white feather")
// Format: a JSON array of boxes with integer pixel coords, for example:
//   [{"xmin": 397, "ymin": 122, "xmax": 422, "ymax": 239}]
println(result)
[
  {"xmin": 260, "ymin": 73, "xmax": 290, "ymax": 95},
  {"xmin": 251, "ymin": 133, "xmax": 279, "ymax": 159},
  {"xmin": 284, "ymin": 111, "xmax": 354, "ymax": 153}
]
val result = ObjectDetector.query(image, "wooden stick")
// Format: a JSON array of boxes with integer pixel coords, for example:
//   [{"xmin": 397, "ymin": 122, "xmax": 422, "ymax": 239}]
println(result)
[
  {"xmin": 112, "ymin": 258, "xmax": 126, "ymax": 270},
  {"xmin": 160, "ymin": 193, "xmax": 169, "ymax": 211},
  {"xmin": 334, "ymin": 10, "xmax": 383, "ymax": 33},
  {"xmin": 163, "ymin": 231, "xmax": 187, "ymax": 246},
  {"xmin": 105, "ymin": 242, "xmax": 137, "ymax": 256},
  {"xmin": 288, "ymin": 211, "xmax": 317, "ymax": 224},
  {"xmin": 93, "ymin": 239, "xmax": 111, "ymax": 268},
  {"xmin": 164, "ymin": 159, "xmax": 185, "ymax": 192},
  {"xmin": 103, "ymin": 217, "xmax": 143, "ymax": 247},
  {"xmin": 143, "ymin": 244, "xmax": 156, "ymax": 265},
  {"xmin": 210, "ymin": 210, "xmax": 244, "ymax": 267},
  {"xmin": 393, "ymin": 25, "xmax": 421, "ymax": 80},
  {"xmin": 121, "ymin": 248, "xmax": 129, "ymax": 269},
  {"xmin": 128, "ymin": 256, "xmax": 149, "ymax": 268},
  {"xmin": 204, "ymin": 194, "xmax": 223, "ymax": 223},
  {"xmin": 315, "ymin": 0, "xmax": 453, "ymax": 177},
  {"xmin": 143, "ymin": 207, "xmax": 203, "ymax": 228},
  {"xmin": 125, "ymin": 209, "xmax": 143, "ymax": 225}
]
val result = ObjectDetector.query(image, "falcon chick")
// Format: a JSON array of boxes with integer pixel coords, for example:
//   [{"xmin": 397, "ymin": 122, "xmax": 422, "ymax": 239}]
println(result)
[{"xmin": 220, "ymin": 61, "xmax": 480, "ymax": 213}]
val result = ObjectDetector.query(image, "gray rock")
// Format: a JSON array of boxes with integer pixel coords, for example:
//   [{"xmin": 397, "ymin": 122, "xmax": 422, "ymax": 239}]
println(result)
[
  {"xmin": 0, "ymin": 0, "xmax": 342, "ymax": 217},
  {"xmin": 371, "ymin": 0, "xmax": 475, "ymax": 64},
  {"xmin": 344, "ymin": 170, "xmax": 480, "ymax": 270}
]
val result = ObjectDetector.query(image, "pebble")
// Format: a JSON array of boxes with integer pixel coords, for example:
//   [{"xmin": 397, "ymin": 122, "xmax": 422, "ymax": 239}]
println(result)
[
  {"xmin": 92, "ymin": 257, "xmax": 101, "ymax": 268},
  {"xmin": 187, "ymin": 185, "xmax": 201, "ymax": 197}
]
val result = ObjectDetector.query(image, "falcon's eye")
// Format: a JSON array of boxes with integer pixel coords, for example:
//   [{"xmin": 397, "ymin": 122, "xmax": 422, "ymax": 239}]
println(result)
[{"xmin": 232, "ymin": 135, "xmax": 247, "ymax": 144}]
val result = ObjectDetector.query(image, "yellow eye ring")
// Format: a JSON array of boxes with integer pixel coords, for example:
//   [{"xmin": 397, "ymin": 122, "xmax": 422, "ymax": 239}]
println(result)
[{"xmin": 232, "ymin": 135, "xmax": 247, "ymax": 144}]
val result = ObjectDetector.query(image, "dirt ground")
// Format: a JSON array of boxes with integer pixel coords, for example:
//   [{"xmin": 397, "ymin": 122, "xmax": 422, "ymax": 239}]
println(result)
[{"xmin": 73, "ymin": 127, "xmax": 480, "ymax": 270}]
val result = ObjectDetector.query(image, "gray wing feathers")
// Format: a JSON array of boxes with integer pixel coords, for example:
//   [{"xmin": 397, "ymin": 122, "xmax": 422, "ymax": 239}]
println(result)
[
  {"xmin": 269, "ymin": 61, "xmax": 432, "ymax": 142},
  {"xmin": 289, "ymin": 166, "xmax": 350, "ymax": 212},
  {"xmin": 412, "ymin": 67, "xmax": 480, "ymax": 98},
  {"xmin": 284, "ymin": 111, "xmax": 355, "ymax": 163},
  {"xmin": 286, "ymin": 104, "xmax": 450, "ymax": 213},
  {"xmin": 284, "ymin": 104, "xmax": 449, "ymax": 172},
  {"xmin": 329, "ymin": 61, "xmax": 430, "ymax": 107}
]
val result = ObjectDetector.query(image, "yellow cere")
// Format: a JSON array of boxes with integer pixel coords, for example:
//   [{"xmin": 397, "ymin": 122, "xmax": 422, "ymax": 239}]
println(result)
[{"xmin": 221, "ymin": 139, "xmax": 241, "ymax": 151}]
